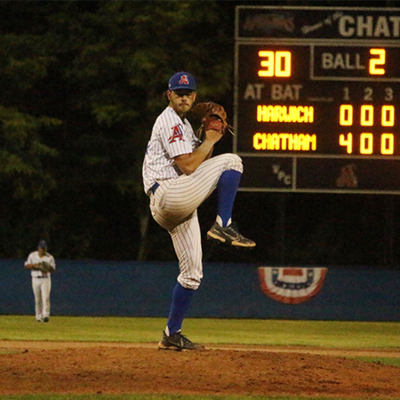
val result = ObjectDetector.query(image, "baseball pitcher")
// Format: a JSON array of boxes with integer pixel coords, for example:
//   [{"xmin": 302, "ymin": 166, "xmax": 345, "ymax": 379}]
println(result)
[{"xmin": 142, "ymin": 71, "xmax": 255, "ymax": 351}]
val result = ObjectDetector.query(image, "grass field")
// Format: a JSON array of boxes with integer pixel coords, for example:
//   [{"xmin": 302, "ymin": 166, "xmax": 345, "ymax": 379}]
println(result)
[
  {"xmin": 1, "ymin": 316, "xmax": 399, "ymax": 400},
  {"xmin": 1, "ymin": 316, "xmax": 399, "ymax": 348}
]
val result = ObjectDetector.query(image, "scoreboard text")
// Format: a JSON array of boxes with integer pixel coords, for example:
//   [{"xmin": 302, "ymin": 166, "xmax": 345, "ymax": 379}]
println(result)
[{"xmin": 235, "ymin": 6, "xmax": 400, "ymax": 194}]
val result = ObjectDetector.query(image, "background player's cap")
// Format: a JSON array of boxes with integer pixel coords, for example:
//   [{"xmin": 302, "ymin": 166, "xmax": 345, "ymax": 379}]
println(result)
[
  {"xmin": 38, "ymin": 240, "xmax": 48, "ymax": 249},
  {"xmin": 168, "ymin": 72, "xmax": 196, "ymax": 91}
]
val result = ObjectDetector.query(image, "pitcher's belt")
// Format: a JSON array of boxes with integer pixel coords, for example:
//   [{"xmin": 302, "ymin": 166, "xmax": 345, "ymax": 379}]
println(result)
[{"xmin": 151, "ymin": 182, "xmax": 160, "ymax": 194}]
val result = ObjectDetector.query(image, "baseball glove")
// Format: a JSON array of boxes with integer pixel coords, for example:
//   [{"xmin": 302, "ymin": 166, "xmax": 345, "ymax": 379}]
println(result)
[
  {"xmin": 190, "ymin": 102, "xmax": 234, "ymax": 139},
  {"xmin": 39, "ymin": 261, "xmax": 52, "ymax": 273}
]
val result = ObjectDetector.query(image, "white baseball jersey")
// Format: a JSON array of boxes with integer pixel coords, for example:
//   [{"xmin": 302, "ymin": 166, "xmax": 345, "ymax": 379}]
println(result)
[
  {"xmin": 143, "ymin": 106, "xmax": 243, "ymax": 290},
  {"xmin": 142, "ymin": 106, "xmax": 201, "ymax": 196},
  {"xmin": 25, "ymin": 251, "xmax": 56, "ymax": 278}
]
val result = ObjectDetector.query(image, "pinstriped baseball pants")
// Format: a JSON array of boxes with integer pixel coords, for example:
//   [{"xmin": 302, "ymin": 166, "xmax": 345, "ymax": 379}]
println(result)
[
  {"xmin": 150, "ymin": 153, "xmax": 243, "ymax": 290},
  {"xmin": 32, "ymin": 277, "xmax": 51, "ymax": 320}
]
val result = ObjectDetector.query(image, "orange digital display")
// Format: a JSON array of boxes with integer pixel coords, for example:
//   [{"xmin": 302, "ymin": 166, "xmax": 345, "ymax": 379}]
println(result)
[
  {"xmin": 253, "ymin": 133, "xmax": 317, "ymax": 151},
  {"xmin": 257, "ymin": 105, "xmax": 314, "ymax": 123},
  {"xmin": 369, "ymin": 48, "xmax": 386, "ymax": 75},
  {"xmin": 236, "ymin": 44, "xmax": 400, "ymax": 157},
  {"xmin": 258, "ymin": 51, "xmax": 292, "ymax": 77}
]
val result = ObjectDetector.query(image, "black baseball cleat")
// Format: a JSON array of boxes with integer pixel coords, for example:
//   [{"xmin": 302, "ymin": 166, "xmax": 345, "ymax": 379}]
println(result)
[
  {"xmin": 43, "ymin": 317, "xmax": 49, "ymax": 323},
  {"xmin": 207, "ymin": 221, "xmax": 256, "ymax": 248},
  {"xmin": 158, "ymin": 331, "xmax": 205, "ymax": 351}
]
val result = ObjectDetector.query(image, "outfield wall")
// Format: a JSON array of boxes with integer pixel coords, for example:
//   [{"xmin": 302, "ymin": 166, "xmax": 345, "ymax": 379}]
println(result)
[{"xmin": 1, "ymin": 259, "xmax": 399, "ymax": 321}]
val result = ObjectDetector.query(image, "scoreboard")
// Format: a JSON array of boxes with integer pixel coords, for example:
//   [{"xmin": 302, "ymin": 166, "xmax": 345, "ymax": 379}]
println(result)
[{"xmin": 234, "ymin": 6, "xmax": 400, "ymax": 194}]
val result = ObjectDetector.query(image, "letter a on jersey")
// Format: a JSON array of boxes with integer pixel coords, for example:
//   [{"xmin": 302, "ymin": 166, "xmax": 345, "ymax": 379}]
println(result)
[{"xmin": 169, "ymin": 124, "xmax": 185, "ymax": 143}]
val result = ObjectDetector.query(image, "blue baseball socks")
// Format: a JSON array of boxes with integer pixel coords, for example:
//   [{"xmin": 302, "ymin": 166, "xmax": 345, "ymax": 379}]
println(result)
[
  {"xmin": 216, "ymin": 169, "xmax": 242, "ymax": 227},
  {"xmin": 166, "ymin": 282, "xmax": 195, "ymax": 336}
]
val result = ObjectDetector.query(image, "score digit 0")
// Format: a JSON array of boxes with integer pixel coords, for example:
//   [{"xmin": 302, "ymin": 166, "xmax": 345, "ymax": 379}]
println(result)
[
  {"xmin": 340, "ymin": 132, "xmax": 394, "ymax": 155},
  {"xmin": 340, "ymin": 104, "xmax": 395, "ymax": 127},
  {"xmin": 339, "ymin": 104, "xmax": 395, "ymax": 155},
  {"xmin": 258, "ymin": 51, "xmax": 291, "ymax": 77}
]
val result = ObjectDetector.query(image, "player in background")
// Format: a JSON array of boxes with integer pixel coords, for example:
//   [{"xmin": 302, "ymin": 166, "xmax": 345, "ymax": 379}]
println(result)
[
  {"xmin": 24, "ymin": 240, "xmax": 56, "ymax": 322},
  {"xmin": 142, "ymin": 71, "xmax": 255, "ymax": 351}
]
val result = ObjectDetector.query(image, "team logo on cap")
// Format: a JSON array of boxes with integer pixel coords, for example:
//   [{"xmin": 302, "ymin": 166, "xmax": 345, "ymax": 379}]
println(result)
[
  {"xmin": 258, "ymin": 266, "xmax": 328, "ymax": 304},
  {"xmin": 179, "ymin": 75, "xmax": 190, "ymax": 86}
]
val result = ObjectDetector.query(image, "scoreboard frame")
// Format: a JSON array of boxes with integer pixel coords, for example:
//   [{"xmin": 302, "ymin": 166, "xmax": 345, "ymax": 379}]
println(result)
[{"xmin": 234, "ymin": 6, "xmax": 400, "ymax": 194}]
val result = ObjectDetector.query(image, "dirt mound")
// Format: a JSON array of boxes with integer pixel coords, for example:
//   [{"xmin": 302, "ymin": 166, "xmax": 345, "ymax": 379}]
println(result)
[{"xmin": 0, "ymin": 342, "xmax": 399, "ymax": 398}]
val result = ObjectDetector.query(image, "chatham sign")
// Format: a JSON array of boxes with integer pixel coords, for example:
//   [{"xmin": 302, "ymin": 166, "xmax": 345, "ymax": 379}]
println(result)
[{"xmin": 337, "ymin": 14, "xmax": 400, "ymax": 38}]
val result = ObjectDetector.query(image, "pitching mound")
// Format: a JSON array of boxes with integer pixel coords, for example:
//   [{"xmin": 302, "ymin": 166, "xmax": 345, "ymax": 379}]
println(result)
[{"xmin": 1, "ymin": 341, "xmax": 399, "ymax": 398}]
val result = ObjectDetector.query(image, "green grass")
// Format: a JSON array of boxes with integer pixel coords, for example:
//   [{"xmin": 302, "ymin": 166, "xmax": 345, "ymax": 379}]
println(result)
[
  {"xmin": 350, "ymin": 356, "xmax": 400, "ymax": 367},
  {"xmin": 0, "ymin": 316, "xmax": 399, "ymax": 348}
]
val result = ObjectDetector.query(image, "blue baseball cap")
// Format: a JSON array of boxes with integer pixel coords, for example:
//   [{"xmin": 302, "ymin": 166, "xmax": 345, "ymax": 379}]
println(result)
[
  {"xmin": 38, "ymin": 240, "xmax": 48, "ymax": 249},
  {"xmin": 168, "ymin": 72, "xmax": 196, "ymax": 91}
]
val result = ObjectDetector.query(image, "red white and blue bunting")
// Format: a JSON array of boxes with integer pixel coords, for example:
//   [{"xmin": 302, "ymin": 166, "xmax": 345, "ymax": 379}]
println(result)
[{"xmin": 258, "ymin": 267, "xmax": 328, "ymax": 304}]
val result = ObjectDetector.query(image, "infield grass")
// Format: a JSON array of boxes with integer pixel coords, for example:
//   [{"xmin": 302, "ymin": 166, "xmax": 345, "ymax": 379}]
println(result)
[{"xmin": 0, "ymin": 316, "xmax": 399, "ymax": 348}]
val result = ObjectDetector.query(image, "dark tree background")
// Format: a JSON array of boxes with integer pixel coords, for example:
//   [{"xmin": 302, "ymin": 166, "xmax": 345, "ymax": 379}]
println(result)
[{"xmin": 0, "ymin": 0, "xmax": 399, "ymax": 268}]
